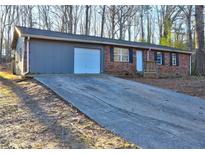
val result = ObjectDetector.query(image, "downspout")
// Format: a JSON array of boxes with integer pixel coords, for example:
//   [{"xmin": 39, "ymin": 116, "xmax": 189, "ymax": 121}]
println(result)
[
  {"xmin": 189, "ymin": 54, "xmax": 192, "ymax": 75},
  {"xmin": 23, "ymin": 36, "xmax": 30, "ymax": 75},
  {"xmin": 21, "ymin": 39, "xmax": 24, "ymax": 74}
]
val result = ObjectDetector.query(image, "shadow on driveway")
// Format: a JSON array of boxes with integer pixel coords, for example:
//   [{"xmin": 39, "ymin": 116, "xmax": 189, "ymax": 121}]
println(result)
[{"xmin": 35, "ymin": 74, "xmax": 205, "ymax": 149}]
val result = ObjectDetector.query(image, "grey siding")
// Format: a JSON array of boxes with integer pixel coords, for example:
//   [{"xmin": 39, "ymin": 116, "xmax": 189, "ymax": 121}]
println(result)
[
  {"xmin": 30, "ymin": 39, "xmax": 74, "ymax": 74},
  {"xmin": 29, "ymin": 39, "xmax": 104, "ymax": 74},
  {"xmin": 15, "ymin": 37, "xmax": 24, "ymax": 75}
]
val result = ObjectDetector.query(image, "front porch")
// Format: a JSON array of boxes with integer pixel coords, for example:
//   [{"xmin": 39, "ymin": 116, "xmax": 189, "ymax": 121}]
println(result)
[{"xmin": 143, "ymin": 60, "xmax": 159, "ymax": 78}]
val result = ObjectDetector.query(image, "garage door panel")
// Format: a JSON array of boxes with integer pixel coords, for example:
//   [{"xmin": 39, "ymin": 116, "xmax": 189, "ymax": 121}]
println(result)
[
  {"xmin": 30, "ymin": 40, "xmax": 73, "ymax": 74},
  {"xmin": 74, "ymin": 48, "xmax": 101, "ymax": 74}
]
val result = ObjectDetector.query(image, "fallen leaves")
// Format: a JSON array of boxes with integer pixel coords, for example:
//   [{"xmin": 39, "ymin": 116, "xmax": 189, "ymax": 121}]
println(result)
[{"xmin": 0, "ymin": 76, "xmax": 137, "ymax": 149}]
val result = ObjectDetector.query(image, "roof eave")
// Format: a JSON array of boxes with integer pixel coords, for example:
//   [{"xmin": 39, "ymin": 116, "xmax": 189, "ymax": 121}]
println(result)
[
  {"xmin": 21, "ymin": 33, "xmax": 192, "ymax": 54},
  {"xmin": 15, "ymin": 26, "xmax": 22, "ymax": 37},
  {"xmin": 11, "ymin": 27, "xmax": 22, "ymax": 49}
]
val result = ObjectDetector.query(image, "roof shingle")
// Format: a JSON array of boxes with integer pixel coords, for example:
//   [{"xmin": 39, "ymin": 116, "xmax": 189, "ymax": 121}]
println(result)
[{"xmin": 14, "ymin": 26, "xmax": 191, "ymax": 54}]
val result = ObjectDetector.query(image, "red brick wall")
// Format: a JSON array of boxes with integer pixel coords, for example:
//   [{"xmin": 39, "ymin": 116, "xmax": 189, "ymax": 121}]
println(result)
[
  {"xmin": 104, "ymin": 46, "xmax": 136, "ymax": 75},
  {"xmin": 143, "ymin": 51, "xmax": 190, "ymax": 77},
  {"xmin": 159, "ymin": 53, "xmax": 190, "ymax": 77},
  {"xmin": 104, "ymin": 45, "xmax": 190, "ymax": 77}
]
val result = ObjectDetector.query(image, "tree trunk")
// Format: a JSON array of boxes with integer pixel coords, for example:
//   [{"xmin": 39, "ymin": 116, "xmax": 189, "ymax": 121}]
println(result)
[
  {"xmin": 0, "ymin": 30, "xmax": 3, "ymax": 63},
  {"xmin": 85, "ymin": 5, "xmax": 89, "ymax": 35},
  {"xmin": 128, "ymin": 20, "xmax": 131, "ymax": 41},
  {"xmin": 100, "ymin": 6, "xmax": 106, "ymax": 37},
  {"xmin": 195, "ymin": 5, "xmax": 205, "ymax": 75},
  {"xmin": 119, "ymin": 11, "xmax": 123, "ymax": 40},
  {"xmin": 73, "ymin": 6, "xmax": 81, "ymax": 34},
  {"xmin": 28, "ymin": 6, "xmax": 33, "ymax": 28},
  {"xmin": 68, "ymin": 5, "xmax": 73, "ymax": 33},
  {"xmin": 111, "ymin": 5, "xmax": 116, "ymax": 39},
  {"xmin": 156, "ymin": 6, "xmax": 163, "ymax": 43},
  {"xmin": 187, "ymin": 17, "xmax": 192, "ymax": 52},
  {"xmin": 88, "ymin": 6, "xmax": 92, "ymax": 35},
  {"xmin": 147, "ymin": 13, "xmax": 151, "ymax": 43},
  {"xmin": 163, "ymin": 18, "xmax": 172, "ymax": 45},
  {"xmin": 0, "ymin": 6, "xmax": 9, "ymax": 63},
  {"xmin": 140, "ymin": 13, "xmax": 144, "ymax": 42}
]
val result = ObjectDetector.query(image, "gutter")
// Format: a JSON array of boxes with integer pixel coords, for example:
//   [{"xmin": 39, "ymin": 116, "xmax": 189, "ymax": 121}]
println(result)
[{"xmin": 20, "ymin": 33, "xmax": 192, "ymax": 55}]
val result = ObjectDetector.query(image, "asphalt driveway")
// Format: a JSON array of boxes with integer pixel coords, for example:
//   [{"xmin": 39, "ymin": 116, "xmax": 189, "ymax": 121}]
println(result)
[{"xmin": 35, "ymin": 75, "xmax": 205, "ymax": 148}]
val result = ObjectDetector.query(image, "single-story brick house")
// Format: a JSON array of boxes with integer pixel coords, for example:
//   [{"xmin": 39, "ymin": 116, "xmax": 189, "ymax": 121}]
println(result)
[{"xmin": 11, "ymin": 26, "xmax": 192, "ymax": 77}]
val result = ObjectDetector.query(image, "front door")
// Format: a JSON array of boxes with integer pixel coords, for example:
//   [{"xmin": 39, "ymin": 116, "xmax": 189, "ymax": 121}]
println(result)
[{"xmin": 136, "ymin": 50, "xmax": 143, "ymax": 72}]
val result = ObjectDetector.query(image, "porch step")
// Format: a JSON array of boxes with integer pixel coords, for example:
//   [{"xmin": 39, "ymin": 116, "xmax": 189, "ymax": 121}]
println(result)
[{"xmin": 143, "ymin": 72, "xmax": 159, "ymax": 78}]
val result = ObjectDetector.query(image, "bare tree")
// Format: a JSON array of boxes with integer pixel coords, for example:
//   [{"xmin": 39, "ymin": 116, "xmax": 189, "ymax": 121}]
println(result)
[
  {"xmin": 146, "ymin": 6, "xmax": 152, "ymax": 43},
  {"xmin": 68, "ymin": 5, "xmax": 73, "ymax": 33},
  {"xmin": 107, "ymin": 5, "xmax": 118, "ymax": 39},
  {"xmin": 116, "ymin": 6, "xmax": 137, "ymax": 40},
  {"xmin": 139, "ymin": 6, "xmax": 145, "ymax": 42},
  {"xmin": 85, "ymin": 5, "xmax": 90, "ymax": 35},
  {"xmin": 172, "ymin": 21, "xmax": 186, "ymax": 48},
  {"xmin": 38, "ymin": 6, "xmax": 52, "ymax": 30},
  {"xmin": 27, "ymin": 6, "xmax": 34, "ymax": 27},
  {"xmin": 159, "ymin": 6, "xmax": 182, "ymax": 46},
  {"xmin": 100, "ymin": 5, "xmax": 106, "ymax": 37},
  {"xmin": 195, "ymin": 5, "xmax": 205, "ymax": 75},
  {"xmin": 73, "ymin": 6, "xmax": 83, "ymax": 34},
  {"xmin": 179, "ymin": 5, "xmax": 193, "ymax": 51},
  {"xmin": 155, "ymin": 5, "xmax": 192, "ymax": 49},
  {"xmin": 0, "ymin": 6, "xmax": 10, "ymax": 62},
  {"xmin": 131, "ymin": 9, "xmax": 141, "ymax": 42},
  {"xmin": 0, "ymin": 5, "xmax": 198, "ymax": 62},
  {"xmin": 156, "ymin": 6, "xmax": 163, "ymax": 42},
  {"xmin": 5, "ymin": 6, "xmax": 17, "ymax": 60}
]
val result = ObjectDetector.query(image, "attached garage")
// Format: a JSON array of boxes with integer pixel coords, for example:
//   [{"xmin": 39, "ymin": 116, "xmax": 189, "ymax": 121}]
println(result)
[{"xmin": 28, "ymin": 39, "xmax": 102, "ymax": 74}]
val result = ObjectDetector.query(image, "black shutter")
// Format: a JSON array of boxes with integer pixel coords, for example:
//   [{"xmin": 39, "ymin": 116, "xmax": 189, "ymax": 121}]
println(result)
[
  {"xmin": 162, "ymin": 52, "xmax": 165, "ymax": 65},
  {"xmin": 110, "ymin": 47, "xmax": 114, "ymax": 62},
  {"xmin": 129, "ymin": 48, "xmax": 133, "ymax": 63},
  {"xmin": 176, "ymin": 53, "xmax": 179, "ymax": 66},
  {"xmin": 170, "ymin": 53, "xmax": 172, "ymax": 66},
  {"xmin": 154, "ymin": 52, "xmax": 157, "ymax": 62}
]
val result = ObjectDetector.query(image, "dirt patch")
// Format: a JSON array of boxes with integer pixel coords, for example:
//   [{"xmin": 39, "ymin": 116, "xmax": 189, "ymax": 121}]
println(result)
[
  {"xmin": 125, "ymin": 76, "xmax": 205, "ymax": 100},
  {"xmin": 0, "ymin": 68, "xmax": 137, "ymax": 149}
]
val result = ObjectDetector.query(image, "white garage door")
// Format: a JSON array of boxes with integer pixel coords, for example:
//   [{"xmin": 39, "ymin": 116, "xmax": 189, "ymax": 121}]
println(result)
[{"xmin": 74, "ymin": 48, "xmax": 101, "ymax": 74}]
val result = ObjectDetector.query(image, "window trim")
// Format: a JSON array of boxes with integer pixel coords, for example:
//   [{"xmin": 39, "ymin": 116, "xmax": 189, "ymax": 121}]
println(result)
[
  {"xmin": 171, "ymin": 53, "xmax": 177, "ymax": 66},
  {"xmin": 156, "ymin": 52, "xmax": 163, "ymax": 65},
  {"xmin": 113, "ymin": 47, "xmax": 129, "ymax": 62}
]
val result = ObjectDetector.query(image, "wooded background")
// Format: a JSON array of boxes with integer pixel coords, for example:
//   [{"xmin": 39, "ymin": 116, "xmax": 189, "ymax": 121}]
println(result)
[{"xmin": 0, "ymin": 5, "xmax": 204, "ymax": 74}]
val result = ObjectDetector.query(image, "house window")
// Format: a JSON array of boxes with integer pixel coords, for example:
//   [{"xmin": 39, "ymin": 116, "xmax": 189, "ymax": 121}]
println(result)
[
  {"xmin": 156, "ymin": 52, "xmax": 162, "ymax": 65},
  {"xmin": 171, "ymin": 53, "xmax": 177, "ymax": 66},
  {"xmin": 114, "ymin": 47, "xmax": 129, "ymax": 62}
]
